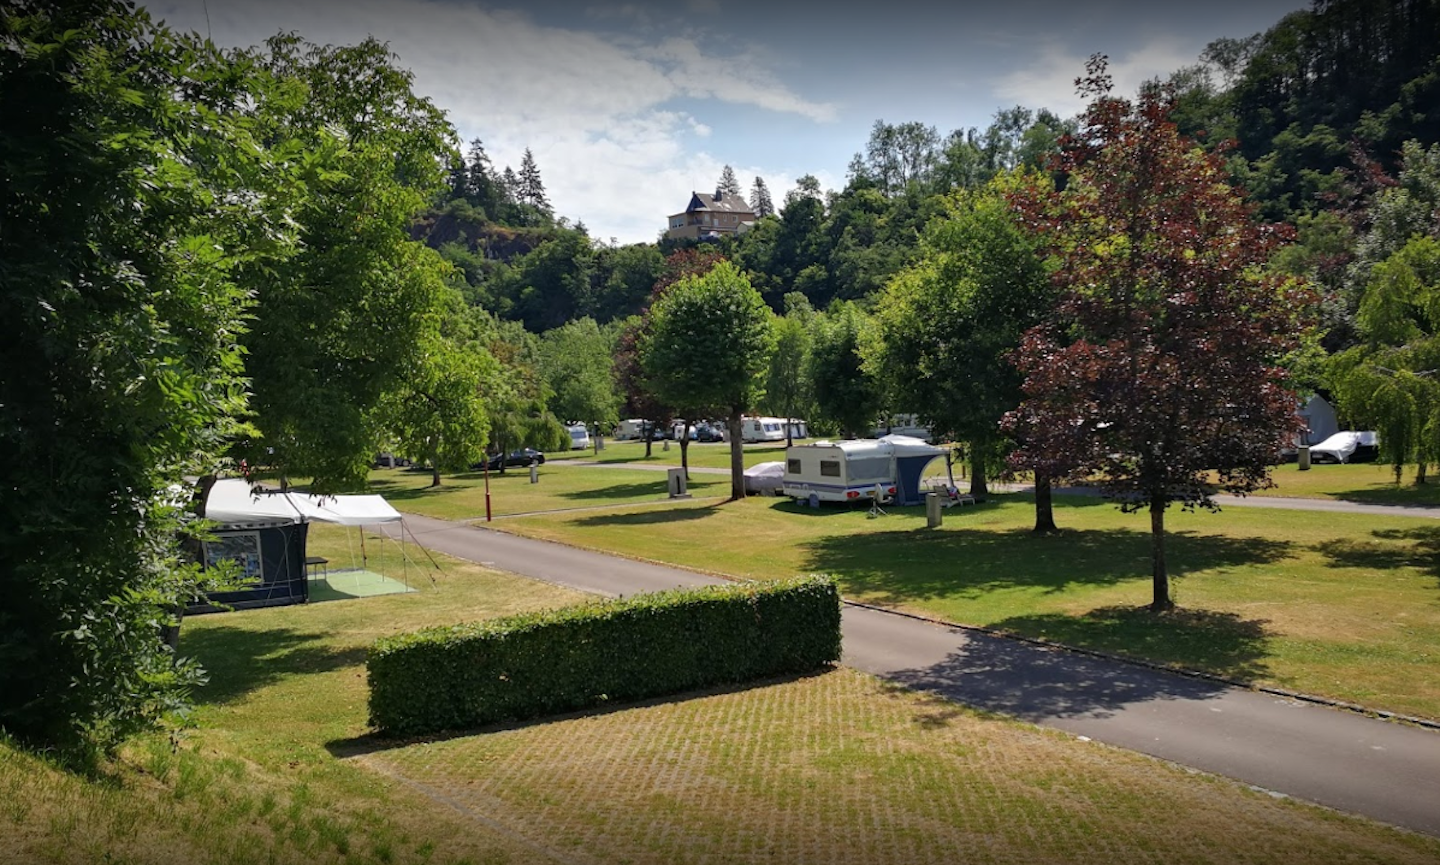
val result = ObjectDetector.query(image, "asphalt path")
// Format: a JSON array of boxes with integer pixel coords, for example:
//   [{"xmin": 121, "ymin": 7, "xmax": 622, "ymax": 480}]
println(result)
[{"xmin": 393, "ymin": 512, "xmax": 1440, "ymax": 837}]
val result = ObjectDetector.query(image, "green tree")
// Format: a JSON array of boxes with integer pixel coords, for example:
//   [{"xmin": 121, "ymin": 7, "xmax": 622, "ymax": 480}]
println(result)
[
  {"xmin": 750, "ymin": 176, "xmax": 775, "ymax": 217},
  {"xmin": 641, "ymin": 262, "xmax": 775, "ymax": 499},
  {"xmin": 808, "ymin": 301, "xmax": 883, "ymax": 438},
  {"xmin": 242, "ymin": 35, "xmax": 456, "ymax": 493},
  {"xmin": 869, "ymin": 177, "xmax": 1053, "ymax": 512},
  {"xmin": 763, "ymin": 295, "xmax": 816, "ymax": 447},
  {"xmin": 1330, "ymin": 236, "xmax": 1440, "ymax": 483},
  {"xmin": 0, "ymin": 0, "xmax": 265, "ymax": 758},
  {"xmin": 538, "ymin": 318, "xmax": 622, "ymax": 434},
  {"xmin": 717, "ymin": 164, "xmax": 742, "ymax": 197},
  {"xmin": 518, "ymin": 147, "xmax": 550, "ymax": 212}
]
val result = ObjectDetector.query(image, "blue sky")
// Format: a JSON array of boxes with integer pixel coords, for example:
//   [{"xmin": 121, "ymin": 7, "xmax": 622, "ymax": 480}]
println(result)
[{"xmin": 144, "ymin": 0, "xmax": 1307, "ymax": 244}]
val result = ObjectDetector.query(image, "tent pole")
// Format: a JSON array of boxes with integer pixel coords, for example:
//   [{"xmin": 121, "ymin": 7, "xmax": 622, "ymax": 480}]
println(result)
[{"xmin": 361, "ymin": 530, "xmax": 367, "ymax": 569}]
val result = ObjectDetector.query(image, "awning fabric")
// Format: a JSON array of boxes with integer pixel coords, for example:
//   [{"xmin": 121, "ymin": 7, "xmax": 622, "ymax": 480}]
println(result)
[{"xmin": 205, "ymin": 478, "xmax": 401, "ymax": 526}]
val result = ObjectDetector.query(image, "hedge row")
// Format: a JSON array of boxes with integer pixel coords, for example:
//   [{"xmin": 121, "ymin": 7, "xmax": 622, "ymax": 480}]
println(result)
[{"xmin": 366, "ymin": 576, "xmax": 843, "ymax": 736}]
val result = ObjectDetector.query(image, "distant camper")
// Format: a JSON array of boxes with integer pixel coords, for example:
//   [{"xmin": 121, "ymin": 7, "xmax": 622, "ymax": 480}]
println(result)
[
  {"xmin": 783, "ymin": 435, "xmax": 945, "ymax": 507},
  {"xmin": 567, "ymin": 423, "xmax": 591, "ymax": 450},
  {"xmin": 613, "ymin": 419, "xmax": 651, "ymax": 441},
  {"xmin": 741, "ymin": 416, "xmax": 791, "ymax": 443}
]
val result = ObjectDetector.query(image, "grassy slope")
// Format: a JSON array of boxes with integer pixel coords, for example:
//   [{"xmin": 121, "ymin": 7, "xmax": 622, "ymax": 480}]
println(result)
[{"xmin": 490, "ymin": 494, "xmax": 1440, "ymax": 720}]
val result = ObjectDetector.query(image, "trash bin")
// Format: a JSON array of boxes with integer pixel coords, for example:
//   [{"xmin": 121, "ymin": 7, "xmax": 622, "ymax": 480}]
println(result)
[
  {"xmin": 1298, "ymin": 446, "xmax": 1311, "ymax": 471},
  {"xmin": 667, "ymin": 467, "xmax": 690, "ymax": 498},
  {"xmin": 926, "ymin": 492, "xmax": 943, "ymax": 528},
  {"xmin": 530, "ymin": 461, "xmax": 539, "ymax": 484}
]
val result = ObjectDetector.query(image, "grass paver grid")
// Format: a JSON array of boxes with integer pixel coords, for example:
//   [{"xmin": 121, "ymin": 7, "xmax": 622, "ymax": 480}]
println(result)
[{"xmin": 369, "ymin": 669, "xmax": 1439, "ymax": 865}]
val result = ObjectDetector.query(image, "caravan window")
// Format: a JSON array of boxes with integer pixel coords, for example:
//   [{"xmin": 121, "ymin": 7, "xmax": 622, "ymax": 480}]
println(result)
[
  {"xmin": 763, "ymin": 422, "xmax": 781, "ymax": 432},
  {"xmin": 848, "ymin": 457, "xmax": 890, "ymax": 480},
  {"xmin": 820, "ymin": 460, "xmax": 840, "ymax": 477},
  {"xmin": 787, "ymin": 459, "xmax": 802, "ymax": 474}
]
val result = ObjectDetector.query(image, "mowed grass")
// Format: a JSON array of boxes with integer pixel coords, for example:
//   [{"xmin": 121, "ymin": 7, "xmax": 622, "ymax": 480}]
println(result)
[
  {"xmin": 492, "ymin": 494, "xmax": 1440, "ymax": 720},
  {"xmin": 5, "ymin": 519, "xmax": 1436, "ymax": 864},
  {"xmin": 1245, "ymin": 461, "xmax": 1440, "ymax": 506},
  {"xmin": 364, "ymin": 464, "xmax": 730, "ymax": 521},
  {"xmin": 547, "ymin": 438, "xmax": 791, "ymax": 470}
]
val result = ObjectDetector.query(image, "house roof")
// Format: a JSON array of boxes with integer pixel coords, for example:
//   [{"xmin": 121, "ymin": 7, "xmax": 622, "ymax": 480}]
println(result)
[{"xmin": 685, "ymin": 191, "xmax": 754, "ymax": 215}]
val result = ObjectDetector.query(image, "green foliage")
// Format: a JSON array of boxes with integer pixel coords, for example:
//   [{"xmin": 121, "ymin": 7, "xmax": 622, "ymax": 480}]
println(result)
[
  {"xmin": 537, "ymin": 317, "xmax": 622, "ymax": 427},
  {"xmin": 0, "ymin": 0, "xmax": 264, "ymax": 758},
  {"xmin": 367, "ymin": 576, "xmax": 843, "ymax": 735},
  {"xmin": 640, "ymin": 261, "xmax": 774, "ymax": 496},
  {"xmin": 869, "ymin": 175, "xmax": 1052, "ymax": 491},
  {"xmin": 808, "ymin": 302, "xmax": 883, "ymax": 438},
  {"xmin": 241, "ymin": 35, "xmax": 457, "ymax": 492}
]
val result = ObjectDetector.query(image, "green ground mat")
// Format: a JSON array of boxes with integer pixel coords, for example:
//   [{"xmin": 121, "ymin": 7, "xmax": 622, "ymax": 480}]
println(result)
[{"xmin": 308, "ymin": 569, "xmax": 416, "ymax": 602}]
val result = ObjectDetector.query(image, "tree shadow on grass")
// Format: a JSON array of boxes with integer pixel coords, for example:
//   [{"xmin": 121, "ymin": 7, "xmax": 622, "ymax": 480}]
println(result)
[
  {"xmin": 805, "ymin": 527, "xmax": 1294, "ymax": 607},
  {"xmin": 181, "ymin": 624, "xmax": 368, "ymax": 706},
  {"xmin": 324, "ymin": 667, "xmax": 839, "ymax": 758},
  {"xmin": 556, "ymin": 479, "xmax": 724, "ymax": 502},
  {"xmin": 1316, "ymin": 526, "xmax": 1440, "ymax": 585},
  {"xmin": 570, "ymin": 503, "xmax": 725, "ymax": 528},
  {"xmin": 880, "ymin": 608, "xmax": 1271, "ymax": 724}
]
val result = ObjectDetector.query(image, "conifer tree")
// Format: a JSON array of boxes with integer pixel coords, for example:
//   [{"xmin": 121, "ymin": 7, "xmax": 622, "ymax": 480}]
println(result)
[
  {"xmin": 750, "ymin": 176, "xmax": 774, "ymax": 217},
  {"xmin": 717, "ymin": 164, "xmax": 742, "ymax": 198},
  {"xmin": 518, "ymin": 147, "xmax": 550, "ymax": 211}
]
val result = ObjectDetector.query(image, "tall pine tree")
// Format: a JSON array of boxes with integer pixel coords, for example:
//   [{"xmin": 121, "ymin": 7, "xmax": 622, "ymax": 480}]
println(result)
[
  {"xmin": 717, "ymin": 164, "xmax": 741, "ymax": 198},
  {"xmin": 750, "ymin": 176, "xmax": 774, "ymax": 217},
  {"xmin": 518, "ymin": 147, "xmax": 550, "ymax": 211}
]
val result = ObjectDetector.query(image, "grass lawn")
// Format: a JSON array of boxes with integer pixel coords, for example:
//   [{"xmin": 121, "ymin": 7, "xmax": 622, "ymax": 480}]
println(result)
[
  {"xmin": 1247, "ymin": 461, "xmax": 1440, "ymax": 506},
  {"xmin": 547, "ymin": 438, "xmax": 792, "ymax": 470},
  {"xmin": 491, "ymin": 493, "xmax": 1440, "ymax": 721},
  {"xmin": 3, "ymin": 519, "xmax": 1435, "ymax": 864},
  {"xmin": 364, "ymin": 464, "xmax": 731, "ymax": 521}
]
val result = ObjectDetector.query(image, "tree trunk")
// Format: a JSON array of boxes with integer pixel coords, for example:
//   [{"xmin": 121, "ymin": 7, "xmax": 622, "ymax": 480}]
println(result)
[
  {"xmin": 1032, "ymin": 474, "xmax": 1057, "ymax": 533},
  {"xmin": 785, "ymin": 416, "xmax": 793, "ymax": 449},
  {"xmin": 1418, "ymin": 462, "xmax": 1428, "ymax": 485},
  {"xmin": 728, "ymin": 411, "xmax": 746, "ymax": 500},
  {"xmin": 644, "ymin": 424, "xmax": 653, "ymax": 458},
  {"xmin": 680, "ymin": 430, "xmax": 691, "ymax": 480},
  {"xmin": 1149, "ymin": 496, "xmax": 1173, "ymax": 611},
  {"xmin": 430, "ymin": 467, "xmax": 441, "ymax": 487},
  {"xmin": 968, "ymin": 448, "xmax": 988, "ymax": 498}
]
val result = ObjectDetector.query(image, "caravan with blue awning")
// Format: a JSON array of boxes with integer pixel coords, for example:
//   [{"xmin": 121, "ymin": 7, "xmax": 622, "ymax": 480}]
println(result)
[{"xmin": 782, "ymin": 435, "xmax": 945, "ymax": 507}]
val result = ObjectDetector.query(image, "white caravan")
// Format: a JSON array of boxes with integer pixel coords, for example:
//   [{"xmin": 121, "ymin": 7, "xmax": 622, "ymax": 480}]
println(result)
[
  {"xmin": 613, "ymin": 419, "xmax": 650, "ymax": 441},
  {"xmin": 782, "ymin": 435, "xmax": 944, "ymax": 506},
  {"xmin": 741, "ymin": 416, "xmax": 788, "ymax": 443}
]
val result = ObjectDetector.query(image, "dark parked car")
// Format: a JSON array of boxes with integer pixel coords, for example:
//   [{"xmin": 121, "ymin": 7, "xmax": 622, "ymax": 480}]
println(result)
[
  {"xmin": 473, "ymin": 448, "xmax": 546, "ymax": 470},
  {"xmin": 695, "ymin": 422, "xmax": 725, "ymax": 442}
]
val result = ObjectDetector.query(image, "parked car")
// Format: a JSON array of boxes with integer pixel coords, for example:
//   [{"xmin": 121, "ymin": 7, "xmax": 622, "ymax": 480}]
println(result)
[
  {"xmin": 695, "ymin": 422, "xmax": 726, "ymax": 442},
  {"xmin": 473, "ymin": 448, "xmax": 546, "ymax": 470},
  {"xmin": 1309, "ymin": 431, "xmax": 1378, "ymax": 464},
  {"xmin": 742, "ymin": 461, "xmax": 786, "ymax": 495}
]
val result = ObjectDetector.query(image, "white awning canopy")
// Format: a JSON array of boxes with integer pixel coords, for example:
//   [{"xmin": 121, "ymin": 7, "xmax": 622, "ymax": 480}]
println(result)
[{"xmin": 205, "ymin": 478, "xmax": 401, "ymax": 527}]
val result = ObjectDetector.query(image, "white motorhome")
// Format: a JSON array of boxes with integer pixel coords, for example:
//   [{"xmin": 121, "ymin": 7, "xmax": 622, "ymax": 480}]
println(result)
[
  {"xmin": 872, "ymin": 413, "xmax": 933, "ymax": 442},
  {"xmin": 783, "ymin": 436, "xmax": 944, "ymax": 506},
  {"xmin": 741, "ymin": 416, "xmax": 788, "ymax": 443},
  {"xmin": 567, "ymin": 423, "xmax": 591, "ymax": 450},
  {"xmin": 613, "ymin": 419, "xmax": 651, "ymax": 441}
]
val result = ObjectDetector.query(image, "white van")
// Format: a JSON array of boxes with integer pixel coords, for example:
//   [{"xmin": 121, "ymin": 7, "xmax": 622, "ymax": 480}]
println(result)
[
  {"xmin": 740, "ymin": 416, "xmax": 788, "ymax": 443},
  {"xmin": 567, "ymin": 423, "xmax": 591, "ymax": 450}
]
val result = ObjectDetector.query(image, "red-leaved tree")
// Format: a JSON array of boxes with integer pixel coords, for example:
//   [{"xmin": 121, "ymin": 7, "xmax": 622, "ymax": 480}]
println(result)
[{"xmin": 1005, "ymin": 56, "xmax": 1316, "ymax": 611}]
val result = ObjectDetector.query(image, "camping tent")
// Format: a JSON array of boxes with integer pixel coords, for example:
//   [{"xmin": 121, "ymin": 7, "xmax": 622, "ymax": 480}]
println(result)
[{"xmin": 192, "ymin": 479, "xmax": 403, "ymax": 612}]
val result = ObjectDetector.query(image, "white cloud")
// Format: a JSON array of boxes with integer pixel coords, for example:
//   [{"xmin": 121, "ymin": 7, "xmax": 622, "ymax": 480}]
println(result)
[
  {"xmin": 991, "ymin": 37, "xmax": 1200, "ymax": 118},
  {"xmin": 141, "ymin": 0, "xmax": 832, "ymax": 244}
]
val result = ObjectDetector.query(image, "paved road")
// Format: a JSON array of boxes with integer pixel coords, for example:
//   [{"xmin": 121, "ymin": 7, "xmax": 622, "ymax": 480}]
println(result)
[{"xmin": 395, "ymin": 513, "xmax": 1440, "ymax": 837}]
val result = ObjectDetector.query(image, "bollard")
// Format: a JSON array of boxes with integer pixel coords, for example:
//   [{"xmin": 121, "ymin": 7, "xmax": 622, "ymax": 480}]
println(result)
[
  {"xmin": 1298, "ymin": 446, "xmax": 1311, "ymax": 471},
  {"xmin": 667, "ymin": 466, "xmax": 690, "ymax": 499},
  {"xmin": 663, "ymin": 439, "xmax": 670, "ymax": 451},
  {"xmin": 530, "ymin": 461, "xmax": 539, "ymax": 484},
  {"xmin": 926, "ymin": 492, "xmax": 943, "ymax": 528}
]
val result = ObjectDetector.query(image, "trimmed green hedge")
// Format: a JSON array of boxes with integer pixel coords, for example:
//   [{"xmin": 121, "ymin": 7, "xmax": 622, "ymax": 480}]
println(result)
[{"xmin": 367, "ymin": 576, "xmax": 842, "ymax": 736}]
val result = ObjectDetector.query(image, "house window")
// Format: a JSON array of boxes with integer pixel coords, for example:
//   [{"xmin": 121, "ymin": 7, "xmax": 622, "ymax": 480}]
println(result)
[
  {"xmin": 787, "ymin": 459, "xmax": 802, "ymax": 474},
  {"xmin": 820, "ymin": 460, "xmax": 840, "ymax": 477}
]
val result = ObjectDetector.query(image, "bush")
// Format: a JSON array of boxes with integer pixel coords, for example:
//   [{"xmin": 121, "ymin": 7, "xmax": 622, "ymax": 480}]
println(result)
[{"xmin": 367, "ymin": 576, "xmax": 841, "ymax": 735}]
